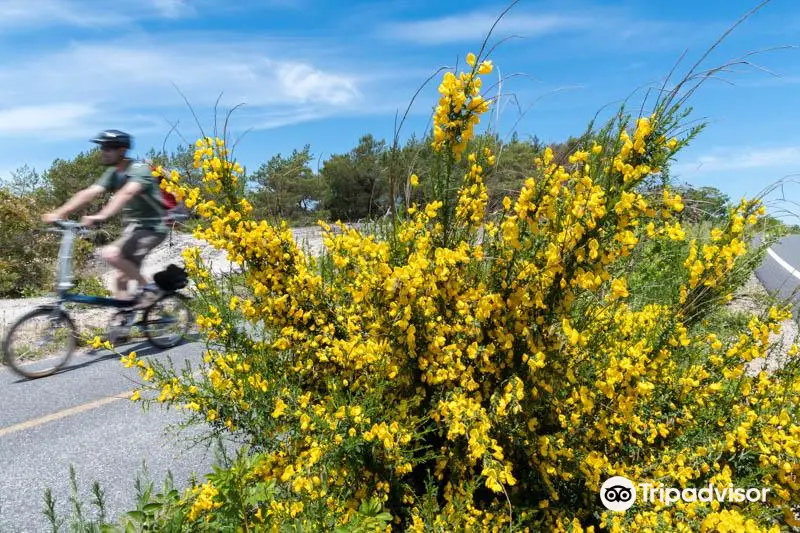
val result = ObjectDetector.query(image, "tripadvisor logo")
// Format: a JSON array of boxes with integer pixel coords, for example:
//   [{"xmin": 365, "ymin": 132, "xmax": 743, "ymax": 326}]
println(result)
[
  {"xmin": 600, "ymin": 476, "xmax": 770, "ymax": 511},
  {"xmin": 600, "ymin": 476, "xmax": 637, "ymax": 511}
]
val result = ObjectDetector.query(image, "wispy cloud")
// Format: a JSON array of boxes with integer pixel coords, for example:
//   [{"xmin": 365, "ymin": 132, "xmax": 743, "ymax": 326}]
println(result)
[
  {"xmin": 0, "ymin": 0, "xmax": 131, "ymax": 29},
  {"xmin": 150, "ymin": 0, "xmax": 193, "ymax": 18},
  {"xmin": 0, "ymin": 0, "xmax": 200, "ymax": 30},
  {"xmin": 377, "ymin": 5, "xmax": 708, "ymax": 58},
  {"xmin": 0, "ymin": 103, "xmax": 98, "ymax": 135},
  {"xmin": 0, "ymin": 36, "xmax": 365, "ymax": 139},
  {"xmin": 381, "ymin": 11, "xmax": 589, "ymax": 45},
  {"xmin": 673, "ymin": 145, "xmax": 800, "ymax": 176}
]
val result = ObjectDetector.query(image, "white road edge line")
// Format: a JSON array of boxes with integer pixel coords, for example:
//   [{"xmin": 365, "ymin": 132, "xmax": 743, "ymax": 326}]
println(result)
[{"xmin": 768, "ymin": 247, "xmax": 800, "ymax": 282}]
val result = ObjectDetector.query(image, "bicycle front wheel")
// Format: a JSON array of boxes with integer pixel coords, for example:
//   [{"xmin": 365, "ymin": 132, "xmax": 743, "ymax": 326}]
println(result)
[{"xmin": 2, "ymin": 306, "xmax": 78, "ymax": 378}]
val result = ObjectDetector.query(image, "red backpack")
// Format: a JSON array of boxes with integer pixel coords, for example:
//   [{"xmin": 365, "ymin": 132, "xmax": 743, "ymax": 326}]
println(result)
[
  {"xmin": 160, "ymin": 184, "xmax": 178, "ymax": 210},
  {"xmin": 148, "ymin": 163, "xmax": 188, "ymax": 222}
]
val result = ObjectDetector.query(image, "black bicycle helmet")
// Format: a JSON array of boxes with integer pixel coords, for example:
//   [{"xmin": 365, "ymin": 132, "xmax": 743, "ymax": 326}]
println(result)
[{"xmin": 90, "ymin": 129, "xmax": 132, "ymax": 148}]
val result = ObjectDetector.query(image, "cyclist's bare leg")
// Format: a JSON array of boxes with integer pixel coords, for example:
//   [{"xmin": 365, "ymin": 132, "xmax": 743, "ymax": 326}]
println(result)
[
  {"xmin": 113, "ymin": 270, "xmax": 129, "ymax": 300},
  {"xmin": 102, "ymin": 245, "xmax": 148, "ymax": 296}
]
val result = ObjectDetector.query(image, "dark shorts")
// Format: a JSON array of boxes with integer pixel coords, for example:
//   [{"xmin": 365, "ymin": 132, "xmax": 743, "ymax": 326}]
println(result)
[{"xmin": 112, "ymin": 225, "xmax": 166, "ymax": 266}]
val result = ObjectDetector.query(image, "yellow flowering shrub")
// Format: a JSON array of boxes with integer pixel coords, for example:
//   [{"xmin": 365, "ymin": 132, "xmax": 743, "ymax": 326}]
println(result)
[{"xmin": 127, "ymin": 48, "xmax": 799, "ymax": 532}]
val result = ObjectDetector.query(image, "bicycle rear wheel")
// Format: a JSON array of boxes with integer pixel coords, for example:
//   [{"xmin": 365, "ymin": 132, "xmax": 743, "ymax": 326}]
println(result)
[
  {"xmin": 2, "ymin": 306, "xmax": 78, "ymax": 378},
  {"xmin": 142, "ymin": 293, "xmax": 193, "ymax": 349}
]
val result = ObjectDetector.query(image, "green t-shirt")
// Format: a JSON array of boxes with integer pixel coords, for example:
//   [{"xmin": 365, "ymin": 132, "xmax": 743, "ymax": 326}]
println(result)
[{"xmin": 95, "ymin": 161, "xmax": 167, "ymax": 233}]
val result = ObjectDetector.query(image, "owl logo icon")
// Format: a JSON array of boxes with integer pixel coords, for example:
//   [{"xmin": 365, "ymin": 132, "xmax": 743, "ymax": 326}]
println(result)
[{"xmin": 600, "ymin": 476, "xmax": 636, "ymax": 512}]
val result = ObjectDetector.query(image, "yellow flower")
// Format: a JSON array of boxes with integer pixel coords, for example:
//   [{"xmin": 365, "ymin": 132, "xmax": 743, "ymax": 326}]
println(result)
[
  {"xmin": 410, "ymin": 174, "xmax": 419, "ymax": 187},
  {"xmin": 121, "ymin": 351, "xmax": 137, "ymax": 368},
  {"xmin": 610, "ymin": 278, "xmax": 629, "ymax": 299},
  {"xmin": 272, "ymin": 398, "xmax": 287, "ymax": 418},
  {"xmin": 188, "ymin": 481, "xmax": 221, "ymax": 521}
]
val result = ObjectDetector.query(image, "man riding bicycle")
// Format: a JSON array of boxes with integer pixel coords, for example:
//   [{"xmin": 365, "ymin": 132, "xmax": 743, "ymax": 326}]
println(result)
[{"xmin": 42, "ymin": 129, "xmax": 167, "ymax": 307}]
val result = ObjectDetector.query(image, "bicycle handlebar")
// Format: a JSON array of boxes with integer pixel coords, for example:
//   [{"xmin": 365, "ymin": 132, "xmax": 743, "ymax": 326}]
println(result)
[
  {"xmin": 51, "ymin": 220, "xmax": 80, "ymax": 229},
  {"xmin": 48, "ymin": 220, "xmax": 93, "ymax": 235}
]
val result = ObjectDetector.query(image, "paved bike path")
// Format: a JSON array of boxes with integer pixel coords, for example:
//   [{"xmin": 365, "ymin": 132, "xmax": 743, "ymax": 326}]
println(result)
[
  {"xmin": 755, "ymin": 234, "xmax": 800, "ymax": 318},
  {"xmin": 0, "ymin": 339, "xmax": 224, "ymax": 532}
]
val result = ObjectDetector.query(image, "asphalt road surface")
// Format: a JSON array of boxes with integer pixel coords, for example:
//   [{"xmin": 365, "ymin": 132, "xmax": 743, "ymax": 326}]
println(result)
[
  {"xmin": 0, "ymin": 337, "xmax": 224, "ymax": 532},
  {"xmin": 756, "ymin": 234, "xmax": 800, "ymax": 317}
]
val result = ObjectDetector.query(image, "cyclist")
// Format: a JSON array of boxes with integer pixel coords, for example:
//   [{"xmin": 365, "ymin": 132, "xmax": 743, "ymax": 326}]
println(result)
[{"xmin": 42, "ymin": 129, "xmax": 168, "ymax": 307}]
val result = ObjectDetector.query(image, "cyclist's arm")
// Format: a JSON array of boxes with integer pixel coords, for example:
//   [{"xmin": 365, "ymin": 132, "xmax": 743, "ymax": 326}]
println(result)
[
  {"xmin": 51, "ymin": 184, "xmax": 106, "ymax": 219},
  {"xmin": 94, "ymin": 180, "xmax": 144, "ymax": 220}
]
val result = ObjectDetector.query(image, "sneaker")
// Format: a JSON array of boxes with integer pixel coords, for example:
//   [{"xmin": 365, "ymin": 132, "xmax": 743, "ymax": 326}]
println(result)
[
  {"xmin": 108, "ymin": 326, "xmax": 131, "ymax": 345},
  {"xmin": 108, "ymin": 312, "xmax": 134, "ymax": 345}
]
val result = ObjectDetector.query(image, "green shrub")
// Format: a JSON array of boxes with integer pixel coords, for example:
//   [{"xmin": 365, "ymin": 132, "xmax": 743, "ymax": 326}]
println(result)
[
  {"xmin": 0, "ymin": 188, "xmax": 60, "ymax": 297},
  {"xmin": 72, "ymin": 275, "xmax": 110, "ymax": 297}
]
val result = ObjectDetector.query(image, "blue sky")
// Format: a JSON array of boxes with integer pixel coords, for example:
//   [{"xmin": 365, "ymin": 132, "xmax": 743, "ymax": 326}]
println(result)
[{"xmin": 0, "ymin": 0, "xmax": 798, "ymax": 221}]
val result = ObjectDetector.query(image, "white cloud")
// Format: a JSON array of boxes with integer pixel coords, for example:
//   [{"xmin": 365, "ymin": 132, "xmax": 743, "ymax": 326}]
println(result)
[
  {"xmin": 276, "ymin": 63, "xmax": 359, "ymax": 105},
  {"xmin": 377, "ymin": 6, "xmax": 704, "ymax": 57},
  {"xmin": 0, "ymin": 0, "xmax": 310, "ymax": 30},
  {"xmin": 672, "ymin": 146, "xmax": 800, "ymax": 176},
  {"xmin": 0, "ymin": 37, "xmax": 364, "ymax": 139},
  {"xmin": 0, "ymin": 0, "xmax": 131, "ymax": 29},
  {"xmin": 0, "ymin": 41, "xmax": 360, "ymax": 106},
  {"xmin": 0, "ymin": 0, "xmax": 202, "ymax": 30},
  {"xmin": 151, "ymin": 0, "xmax": 193, "ymax": 18},
  {"xmin": 236, "ymin": 107, "xmax": 343, "ymax": 131},
  {"xmin": 382, "ymin": 11, "xmax": 589, "ymax": 45},
  {"xmin": 0, "ymin": 103, "xmax": 98, "ymax": 136}
]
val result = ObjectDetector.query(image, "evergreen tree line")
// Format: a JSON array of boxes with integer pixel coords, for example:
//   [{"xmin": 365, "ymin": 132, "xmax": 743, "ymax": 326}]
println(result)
[{"xmin": 0, "ymin": 129, "xmax": 794, "ymax": 298}]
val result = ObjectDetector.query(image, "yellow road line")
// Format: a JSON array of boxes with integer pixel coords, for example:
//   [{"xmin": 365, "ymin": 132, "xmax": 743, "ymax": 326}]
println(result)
[{"xmin": 0, "ymin": 391, "xmax": 134, "ymax": 438}]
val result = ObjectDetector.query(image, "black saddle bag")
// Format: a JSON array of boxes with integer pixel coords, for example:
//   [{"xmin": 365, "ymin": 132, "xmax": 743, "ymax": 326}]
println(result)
[{"xmin": 153, "ymin": 264, "xmax": 189, "ymax": 292}]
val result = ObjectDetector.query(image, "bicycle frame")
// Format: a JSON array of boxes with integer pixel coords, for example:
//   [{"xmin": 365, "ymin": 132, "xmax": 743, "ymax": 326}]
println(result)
[
  {"xmin": 60, "ymin": 292, "xmax": 139, "ymax": 308},
  {"xmin": 52, "ymin": 221, "xmax": 139, "ymax": 308}
]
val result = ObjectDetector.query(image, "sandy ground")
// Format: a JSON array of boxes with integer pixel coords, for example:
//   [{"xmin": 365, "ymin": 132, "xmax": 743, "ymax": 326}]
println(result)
[
  {"xmin": 129, "ymin": 225, "xmax": 332, "ymax": 282},
  {"xmin": 730, "ymin": 273, "xmax": 799, "ymax": 376},
  {"xmin": 1, "ymin": 226, "xmax": 796, "ymax": 374}
]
